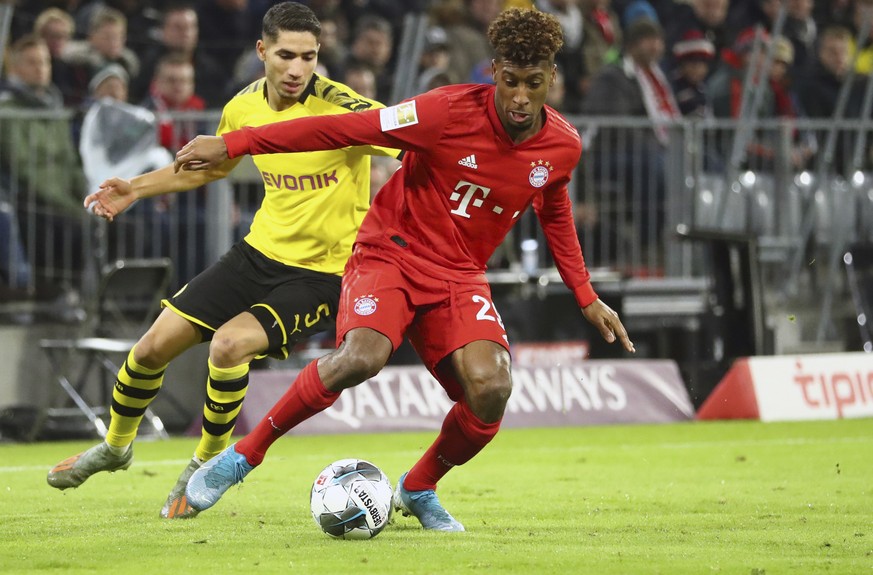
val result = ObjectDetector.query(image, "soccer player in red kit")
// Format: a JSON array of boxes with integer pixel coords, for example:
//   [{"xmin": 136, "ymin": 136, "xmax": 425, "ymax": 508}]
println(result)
[{"xmin": 178, "ymin": 8, "xmax": 635, "ymax": 531}]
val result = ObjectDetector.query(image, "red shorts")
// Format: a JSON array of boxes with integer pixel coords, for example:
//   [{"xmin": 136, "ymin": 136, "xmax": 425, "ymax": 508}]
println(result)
[{"xmin": 336, "ymin": 245, "xmax": 510, "ymax": 401}]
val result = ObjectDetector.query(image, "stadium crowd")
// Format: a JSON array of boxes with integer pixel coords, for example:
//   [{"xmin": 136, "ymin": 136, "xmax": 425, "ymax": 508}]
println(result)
[
  {"xmin": 3, "ymin": 0, "xmax": 867, "ymax": 117},
  {"xmin": 0, "ymin": 0, "xmax": 871, "ymax": 299}
]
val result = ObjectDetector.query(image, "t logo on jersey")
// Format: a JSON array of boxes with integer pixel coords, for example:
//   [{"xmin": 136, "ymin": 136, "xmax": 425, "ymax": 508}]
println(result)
[{"xmin": 450, "ymin": 180, "xmax": 491, "ymax": 219}]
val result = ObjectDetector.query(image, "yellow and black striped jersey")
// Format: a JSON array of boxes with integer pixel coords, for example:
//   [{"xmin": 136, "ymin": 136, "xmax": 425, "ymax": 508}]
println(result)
[{"xmin": 218, "ymin": 74, "xmax": 398, "ymax": 275}]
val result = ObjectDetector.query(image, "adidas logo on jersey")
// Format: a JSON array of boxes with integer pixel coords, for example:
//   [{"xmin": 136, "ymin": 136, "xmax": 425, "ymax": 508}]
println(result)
[{"xmin": 458, "ymin": 154, "xmax": 478, "ymax": 169}]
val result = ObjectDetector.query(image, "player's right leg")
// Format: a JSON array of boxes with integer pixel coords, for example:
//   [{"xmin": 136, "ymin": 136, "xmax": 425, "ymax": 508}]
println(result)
[
  {"xmin": 393, "ymin": 285, "xmax": 512, "ymax": 531},
  {"xmin": 47, "ymin": 310, "xmax": 201, "ymax": 490}
]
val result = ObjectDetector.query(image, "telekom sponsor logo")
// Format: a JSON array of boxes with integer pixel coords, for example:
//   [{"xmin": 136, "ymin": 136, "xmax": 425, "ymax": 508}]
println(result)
[{"xmin": 748, "ymin": 354, "xmax": 873, "ymax": 421}]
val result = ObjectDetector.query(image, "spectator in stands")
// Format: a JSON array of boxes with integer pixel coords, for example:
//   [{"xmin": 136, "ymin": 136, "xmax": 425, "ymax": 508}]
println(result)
[
  {"xmin": 583, "ymin": 18, "xmax": 678, "ymax": 256},
  {"xmin": 313, "ymin": 16, "xmax": 346, "ymax": 79},
  {"xmin": 666, "ymin": 0, "xmax": 730, "ymax": 72},
  {"xmin": 707, "ymin": 27, "xmax": 775, "ymax": 120},
  {"xmin": 72, "ymin": 0, "xmax": 161, "ymax": 55},
  {"xmin": 342, "ymin": 62, "xmax": 377, "ymax": 100},
  {"xmin": 538, "ymin": 0, "xmax": 585, "ymax": 112},
  {"xmin": 770, "ymin": 36, "xmax": 817, "ymax": 169},
  {"xmin": 434, "ymin": 0, "xmax": 501, "ymax": 85},
  {"xmin": 88, "ymin": 62, "xmax": 129, "ymax": 103},
  {"xmin": 142, "ymin": 54, "xmax": 206, "ymax": 151},
  {"xmin": 227, "ymin": 47, "xmax": 266, "ymax": 97},
  {"xmin": 0, "ymin": 35, "xmax": 87, "ymax": 292},
  {"xmin": 585, "ymin": 18, "xmax": 680, "ymax": 143},
  {"xmin": 799, "ymin": 25, "xmax": 860, "ymax": 119},
  {"xmin": 670, "ymin": 29, "xmax": 715, "ymax": 118},
  {"xmin": 141, "ymin": 53, "xmax": 208, "ymax": 283},
  {"xmin": 63, "ymin": 7, "xmax": 140, "ymax": 107},
  {"xmin": 546, "ymin": 65, "xmax": 568, "ymax": 112},
  {"xmin": 709, "ymin": 28, "xmax": 803, "ymax": 171},
  {"xmin": 415, "ymin": 26, "xmax": 455, "ymax": 94},
  {"xmin": 197, "ymin": 0, "xmax": 259, "ymax": 75},
  {"xmin": 33, "ymin": 8, "xmax": 78, "ymax": 107},
  {"xmin": 814, "ymin": 0, "xmax": 854, "ymax": 29},
  {"xmin": 9, "ymin": 0, "xmax": 76, "ymax": 42},
  {"xmin": 345, "ymin": 14, "xmax": 395, "ymax": 102},
  {"xmin": 799, "ymin": 25, "xmax": 865, "ymax": 173},
  {"xmin": 729, "ymin": 0, "xmax": 818, "ymax": 75},
  {"xmin": 622, "ymin": 0, "xmax": 659, "ymax": 28},
  {"xmin": 785, "ymin": 0, "xmax": 818, "ymax": 74},
  {"xmin": 577, "ymin": 0, "xmax": 623, "ymax": 107},
  {"xmin": 71, "ymin": 63, "xmax": 130, "ymax": 145},
  {"xmin": 848, "ymin": 1, "xmax": 873, "ymax": 74},
  {"xmin": 133, "ymin": 5, "xmax": 225, "ymax": 108}
]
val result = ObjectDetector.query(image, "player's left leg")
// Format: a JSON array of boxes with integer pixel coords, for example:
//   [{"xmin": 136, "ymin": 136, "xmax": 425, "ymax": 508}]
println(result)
[
  {"xmin": 164, "ymin": 266, "xmax": 342, "ymax": 518},
  {"xmin": 186, "ymin": 248, "xmax": 412, "ymax": 513},
  {"xmin": 394, "ymin": 286, "xmax": 512, "ymax": 531},
  {"xmin": 161, "ymin": 311, "xmax": 268, "ymax": 519}
]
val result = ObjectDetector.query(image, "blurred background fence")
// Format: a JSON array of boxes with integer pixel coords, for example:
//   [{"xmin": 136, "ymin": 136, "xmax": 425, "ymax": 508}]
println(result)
[{"xmin": 2, "ymin": 108, "xmax": 872, "ymax": 412}]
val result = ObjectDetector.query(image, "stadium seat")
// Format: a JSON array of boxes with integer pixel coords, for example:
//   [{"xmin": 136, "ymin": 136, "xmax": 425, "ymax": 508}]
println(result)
[{"xmin": 39, "ymin": 258, "xmax": 173, "ymax": 439}]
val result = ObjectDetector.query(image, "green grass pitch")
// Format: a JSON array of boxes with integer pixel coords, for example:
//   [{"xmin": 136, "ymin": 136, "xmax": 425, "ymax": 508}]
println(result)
[{"xmin": 0, "ymin": 419, "xmax": 871, "ymax": 574}]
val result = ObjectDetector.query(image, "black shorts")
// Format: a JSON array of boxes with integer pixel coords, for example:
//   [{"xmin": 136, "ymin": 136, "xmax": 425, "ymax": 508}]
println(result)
[{"xmin": 163, "ymin": 241, "xmax": 342, "ymax": 359}]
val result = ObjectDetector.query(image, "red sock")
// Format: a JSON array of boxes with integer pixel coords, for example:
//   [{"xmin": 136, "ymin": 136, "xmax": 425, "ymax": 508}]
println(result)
[
  {"xmin": 403, "ymin": 400, "xmax": 501, "ymax": 492},
  {"xmin": 236, "ymin": 361, "xmax": 339, "ymax": 466}
]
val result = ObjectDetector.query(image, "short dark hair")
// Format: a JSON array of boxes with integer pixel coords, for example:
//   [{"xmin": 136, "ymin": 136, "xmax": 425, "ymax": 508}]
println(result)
[
  {"xmin": 487, "ymin": 8, "xmax": 563, "ymax": 66},
  {"xmin": 353, "ymin": 14, "xmax": 393, "ymax": 42},
  {"xmin": 624, "ymin": 18, "xmax": 663, "ymax": 47},
  {"xmin": 9, "ymin": 33, "xmax": 47, "ymax": 58},
  {"xmin": 262, "ymin": 2, "xmax": 321, "ymax": 42}
]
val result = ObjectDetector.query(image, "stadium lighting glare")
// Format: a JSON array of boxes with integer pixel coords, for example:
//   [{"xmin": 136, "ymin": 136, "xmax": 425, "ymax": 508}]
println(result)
[
  {"xmin": 797, "ymin": 171, "xmax": 812, "ymax": 187},
  {"xmin": 852, "ymin": 171, "xmax": 866, "ymax": 187},
  {"xmin": 741, "ymin": 170, "xmax": 757, "ymax": 187}
]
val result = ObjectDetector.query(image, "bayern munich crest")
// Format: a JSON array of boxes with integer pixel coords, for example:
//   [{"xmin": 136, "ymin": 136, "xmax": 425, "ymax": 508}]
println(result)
[
  {"xmin": 353, "ymin": 295, "xmax": 378, "ymax": 316},
  {"xmin": 529, "ymin": 160, "xmax": 553, "ymax": 188}
]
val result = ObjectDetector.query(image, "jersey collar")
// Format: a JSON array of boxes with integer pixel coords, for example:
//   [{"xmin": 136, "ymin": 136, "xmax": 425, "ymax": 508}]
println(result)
[{"xmin": 261, "ymin": 74, "xmax": 318, "ymax": 106}]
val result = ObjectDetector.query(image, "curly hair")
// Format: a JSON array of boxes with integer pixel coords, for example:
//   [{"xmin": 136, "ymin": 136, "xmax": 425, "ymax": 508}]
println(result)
[{"xmin": 487, "ymin": 8, "xmax": 564, "ymax": 66}]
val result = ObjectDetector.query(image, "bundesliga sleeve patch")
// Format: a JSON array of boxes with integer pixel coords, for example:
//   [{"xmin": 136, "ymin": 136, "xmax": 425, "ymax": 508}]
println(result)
[{"xmin": 379, "ymin": 101, "xmax": 418, "ymax": 132}]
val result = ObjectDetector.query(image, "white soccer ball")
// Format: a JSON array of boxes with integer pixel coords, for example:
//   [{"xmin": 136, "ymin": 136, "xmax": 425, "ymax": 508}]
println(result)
[{"xmin": 310, "ymin": 458, "xmax": 393, "ymax": 540}]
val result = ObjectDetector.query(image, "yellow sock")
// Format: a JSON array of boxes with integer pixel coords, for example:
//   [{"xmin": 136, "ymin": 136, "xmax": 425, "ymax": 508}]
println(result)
[
  {"xmin": 195, "ymin": 359, "xmax": 249, "ymax": 461},
  {"xmin": 105, "ymin": 347, "xmax": 166, "ymax": 448}
]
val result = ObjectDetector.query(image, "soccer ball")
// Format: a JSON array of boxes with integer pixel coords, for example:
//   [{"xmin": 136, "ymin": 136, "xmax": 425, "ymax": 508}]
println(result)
[{"xmin": 310, "ymin": 458, "xmax": 393, "ymax": 540}]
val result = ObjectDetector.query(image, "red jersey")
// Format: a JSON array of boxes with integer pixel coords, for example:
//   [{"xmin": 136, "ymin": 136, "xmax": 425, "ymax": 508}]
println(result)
[{"xmin": 223, "ymin": 84, "xmax": 598, "ymax": 307}]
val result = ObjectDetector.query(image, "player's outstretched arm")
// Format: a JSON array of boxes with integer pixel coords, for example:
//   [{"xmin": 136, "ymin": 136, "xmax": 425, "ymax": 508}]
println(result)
[
  {"xmin": 84, "ymin": 177, "xmax": 137, "ymax": 222},
  {"xmin": 581, "ymin": 298, "xmax": 635, "ymax": 353},
  {"xmin": 85, "ymin": 159, "xmax": 239, "ymax": 222},
  {"xmin": 174, "ymin": 136, "xmax": 229, "ymax": 173}
]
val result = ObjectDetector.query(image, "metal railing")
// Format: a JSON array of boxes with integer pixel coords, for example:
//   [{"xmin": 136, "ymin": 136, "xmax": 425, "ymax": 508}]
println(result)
[{"xmin": 2, "ymin": 109, "xmax": 872, "ymax": 341}]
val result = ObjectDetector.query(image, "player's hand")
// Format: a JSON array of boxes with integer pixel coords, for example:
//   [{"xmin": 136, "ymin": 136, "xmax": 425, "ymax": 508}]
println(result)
[
  {"xmin": 174, "ymin": 135, "xmax": 228, "ymax": 173},
  {"xmin": 83, "ymin": 177, "xmax": 135, "ymax": 222},
  {"xmin": 581, "ymin": 298, "xmax": 635, "ymax": 353}
]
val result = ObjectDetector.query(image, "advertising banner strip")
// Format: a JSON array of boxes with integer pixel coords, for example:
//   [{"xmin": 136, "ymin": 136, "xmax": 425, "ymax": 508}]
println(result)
[
  {"xmin": 698, "ymin": 353, "xmax": 873, "ymax": 422},
  {"xmin": 189, "ymin": 361, "xmax": 694, "ymax": 436}
]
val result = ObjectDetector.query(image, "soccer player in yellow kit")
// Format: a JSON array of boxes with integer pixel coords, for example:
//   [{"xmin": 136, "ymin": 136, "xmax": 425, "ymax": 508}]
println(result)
[{"xmin": 46, "ymin": 2, "xmax": 398, "ymax": 519}]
